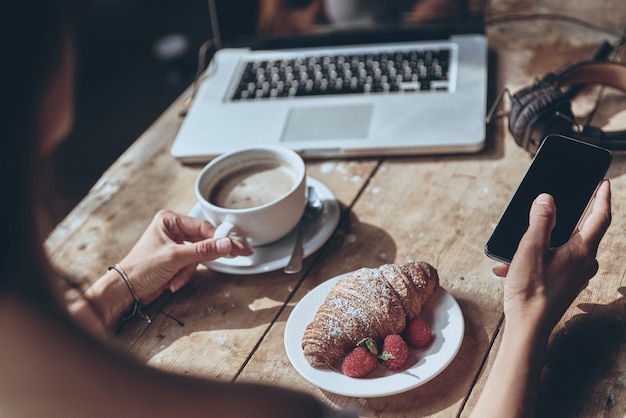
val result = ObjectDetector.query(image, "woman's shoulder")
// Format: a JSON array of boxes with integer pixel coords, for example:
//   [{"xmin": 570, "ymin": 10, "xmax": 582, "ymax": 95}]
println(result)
[
  {"xmin": 0, "ymin": 294, "xmax": 104, "ymax": 407},
  {"xmin": 0, "ymin": 293, "xmax": 139, "ymax": 415}
]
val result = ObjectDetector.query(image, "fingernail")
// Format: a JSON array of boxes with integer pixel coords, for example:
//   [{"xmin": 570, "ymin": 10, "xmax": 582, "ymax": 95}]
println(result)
[
  {"xmin": 536, "ymin": 194, "xmax": 551, "ymax": 205},
  {"xmin": 170, "ymin": 278, "xmax": 183, "ymax": 293},
  {"xmin": 216, "ymin": 237, "xmax": 231, "ymax": 253}
]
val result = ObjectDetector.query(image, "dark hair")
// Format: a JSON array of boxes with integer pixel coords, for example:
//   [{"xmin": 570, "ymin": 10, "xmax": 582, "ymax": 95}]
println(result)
[{"xmin": 0, "ymin": 0, "xmax": 73, "ymax": 306}]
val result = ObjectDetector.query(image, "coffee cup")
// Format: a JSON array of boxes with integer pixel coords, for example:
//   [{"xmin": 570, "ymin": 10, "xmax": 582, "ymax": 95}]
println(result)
[{"xmin": 194, "ymin": 145, "xmax": 307, "ymax": 247}]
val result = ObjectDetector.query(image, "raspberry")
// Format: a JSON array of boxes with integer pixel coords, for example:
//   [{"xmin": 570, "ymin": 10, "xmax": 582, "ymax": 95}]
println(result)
[
  {"xmin": 405, "ymin": 319, "xmax": 434, "ymax": 349},
  {"xmin": 341, "ymin": 346, "xmax": 379, "ymax": 378},
  {"xmin": 380, "ymin": 334, "xmax": 410, "ymax": 371}
]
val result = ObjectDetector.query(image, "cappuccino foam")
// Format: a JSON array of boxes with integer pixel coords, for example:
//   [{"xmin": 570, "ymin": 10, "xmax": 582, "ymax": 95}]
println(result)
[{"xmin": 208, "ymin": 162, "xmax": 295, "ymax": 209}]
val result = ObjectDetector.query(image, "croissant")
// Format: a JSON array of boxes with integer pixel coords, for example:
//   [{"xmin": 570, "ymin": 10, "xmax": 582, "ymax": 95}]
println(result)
[{"xmin": 301, "ymin": 260, "xmax": 439, "ymax": 368}]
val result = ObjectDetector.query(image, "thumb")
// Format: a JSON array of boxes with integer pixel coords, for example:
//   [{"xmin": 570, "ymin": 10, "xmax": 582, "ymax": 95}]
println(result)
[
  {"xmin": 178, "ymin": 237, "xmax": 233, "ymax": 264},
  {"xmin": 524, "ymin": 193, "xmax": 557, "ymax": 249}
]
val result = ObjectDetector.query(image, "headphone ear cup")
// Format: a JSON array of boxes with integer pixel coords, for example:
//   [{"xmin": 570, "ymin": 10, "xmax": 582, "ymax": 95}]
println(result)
[{"xmin": 509, "ymin": 83, "xmax": 575, "ymax": 154}]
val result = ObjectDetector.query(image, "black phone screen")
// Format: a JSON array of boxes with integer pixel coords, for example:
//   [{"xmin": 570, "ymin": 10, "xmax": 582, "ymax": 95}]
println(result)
[{"xmin": 485, "ymin": 134, "xmax": 612, "ymax": 264}]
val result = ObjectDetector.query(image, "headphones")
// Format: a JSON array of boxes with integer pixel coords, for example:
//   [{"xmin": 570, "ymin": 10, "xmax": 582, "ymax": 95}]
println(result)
[{"xmin": 505, "ymin": 60, "xmax": 626, "ymax": 154}]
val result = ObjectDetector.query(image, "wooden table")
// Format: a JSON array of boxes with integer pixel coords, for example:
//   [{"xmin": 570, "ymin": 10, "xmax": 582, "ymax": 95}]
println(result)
[{"xmin": 46, "ymin": 1, "xmax": 626, "ymax": 416}]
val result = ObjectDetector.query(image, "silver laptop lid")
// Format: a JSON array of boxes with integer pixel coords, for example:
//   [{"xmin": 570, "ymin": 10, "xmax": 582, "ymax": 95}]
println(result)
[
  {"xmin": 171, "ymin": 1, "xmax": 488, "ymax": 162},
  {"xmin": 209, "ymin": 0, "xmax": 486, "ymax": 51}
]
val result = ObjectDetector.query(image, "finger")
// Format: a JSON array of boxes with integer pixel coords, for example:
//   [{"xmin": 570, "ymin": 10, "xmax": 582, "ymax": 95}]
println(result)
[
  {"xmin": 510, "ymin": 194, "xmax": 556, "ymax": 270},
  {"xmin": 153, "ymin": 210, "xmax": 216, "ymax": 244},
  {"xmin": 159, "ymin": 212, "xmax": 254, "ymax": 255},
  {"xmin": 523, "ymin": 193, "xmax": 557, "ymax": 250},
  {"xmin": 176, "ymin": 237, "xmax": 252, "ymax": 267},
  {"xmin": 579, "ymin": 180, "xmax": 611, "ymax": 249},
  {"xmin": 492, "ymin": 264, "xmax": 509, "ymax": 277},
  {"xmin": 229, "ymin": 237, "xmax": 254, "ymax": 256},
  {"xmin": 171, "ymin": 214, "xmax": 218, "ymax": 242},
  {"xmin": 191, "ymin": 237, "xmax": 234, "ymax": 262}
]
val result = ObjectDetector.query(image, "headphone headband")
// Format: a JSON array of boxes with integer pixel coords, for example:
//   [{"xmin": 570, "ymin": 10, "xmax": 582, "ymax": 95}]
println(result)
[
  {"xmin": 548, "ymin": 61, "xmax": 626, "ymax": 91},
  {"xmin": 508, "ymin": 60, "xmax": 626, "ymax": 154}
]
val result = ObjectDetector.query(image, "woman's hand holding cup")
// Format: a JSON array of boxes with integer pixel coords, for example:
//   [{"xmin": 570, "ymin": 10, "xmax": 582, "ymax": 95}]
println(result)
[{"xmin": 194, "ymin": 145, "xmax": 307, "ymax": 248}]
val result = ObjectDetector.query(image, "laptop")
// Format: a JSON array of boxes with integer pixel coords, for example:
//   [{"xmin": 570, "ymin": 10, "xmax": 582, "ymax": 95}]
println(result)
[{"xmin": 171, "ymin": 0, "xmax": 488, "ymax": 163}]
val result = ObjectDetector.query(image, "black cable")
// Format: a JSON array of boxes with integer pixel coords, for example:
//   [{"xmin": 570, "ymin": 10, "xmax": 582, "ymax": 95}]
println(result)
[{"xmin": 179, "ymin": 39, "xmax": 216, "ymax": 117}]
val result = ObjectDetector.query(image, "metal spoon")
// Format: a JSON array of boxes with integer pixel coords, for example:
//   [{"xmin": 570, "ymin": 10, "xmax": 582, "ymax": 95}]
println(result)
[{"xmin": 284, "ymin": 186, "xmax": 323, "ymax": 274}]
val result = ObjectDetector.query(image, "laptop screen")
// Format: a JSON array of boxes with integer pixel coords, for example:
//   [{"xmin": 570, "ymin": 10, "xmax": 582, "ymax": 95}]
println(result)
[{"xmin": 210, "ymin": 0, "xmax": 485, "ymax": 50}]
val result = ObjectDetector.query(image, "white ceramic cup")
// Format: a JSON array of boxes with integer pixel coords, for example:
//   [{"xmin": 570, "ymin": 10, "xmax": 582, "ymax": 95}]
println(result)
[{"xmin": 195, "ymin": 145, "xmax": 307, "ymax": 247}]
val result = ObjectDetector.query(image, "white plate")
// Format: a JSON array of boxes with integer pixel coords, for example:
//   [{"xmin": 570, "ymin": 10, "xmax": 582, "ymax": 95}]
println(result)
[
  {"xmin": 188, "ymin": 177, "xmax": 340, "ymax": 274},
  {"xmin": 284, "ymin": 274, "xmax": 464, "ymax": 398}
]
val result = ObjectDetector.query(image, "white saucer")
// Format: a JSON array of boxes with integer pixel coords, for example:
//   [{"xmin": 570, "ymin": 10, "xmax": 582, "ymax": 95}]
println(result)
[
  {"xmin": 284, "ymin": 273, "xmax": 464, "ymax": 398},
  {"xmin": 188, "ymin": 177, "xmax": 340, "ymax": 274}
]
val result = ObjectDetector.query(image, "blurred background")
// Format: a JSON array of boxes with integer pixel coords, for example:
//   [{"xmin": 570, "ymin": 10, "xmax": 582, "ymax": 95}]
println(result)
[{"xmin": 50, "ymin": 0, "xmax": 211, "ymax": 225}]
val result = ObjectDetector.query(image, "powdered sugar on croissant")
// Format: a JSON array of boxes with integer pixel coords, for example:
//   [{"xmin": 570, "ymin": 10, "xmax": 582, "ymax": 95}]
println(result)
[{"xmin": 301, "ymin": 260, "xmax": 439, "ymax": 368}]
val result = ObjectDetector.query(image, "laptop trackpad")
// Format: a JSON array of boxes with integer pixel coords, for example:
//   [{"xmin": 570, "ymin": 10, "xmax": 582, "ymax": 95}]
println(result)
[{"xmin": 281, "ymin": 104, "xmax": 372, "ymax": 142}]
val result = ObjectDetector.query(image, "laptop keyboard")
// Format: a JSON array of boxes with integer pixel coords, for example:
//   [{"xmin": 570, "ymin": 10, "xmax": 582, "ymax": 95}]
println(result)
[{"xmin": 230, "ymin": 47, "xmax": 451, "ymax": 101}]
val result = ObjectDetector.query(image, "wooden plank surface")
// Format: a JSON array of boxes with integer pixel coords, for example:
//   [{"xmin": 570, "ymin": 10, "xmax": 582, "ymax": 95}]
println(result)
[
  {"xmin": 120, "ymin": 160, "xmax": 380, "ymax": 379},
  {"xmin": 45, "ymin": 0, "xmax": 626, "ymax": 416}
]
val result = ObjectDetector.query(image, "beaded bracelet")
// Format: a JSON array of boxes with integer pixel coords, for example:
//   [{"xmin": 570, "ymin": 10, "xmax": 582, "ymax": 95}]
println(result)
[{"xmin": 108, "ymin": 263, "xmax": 152, "ymax": 324}]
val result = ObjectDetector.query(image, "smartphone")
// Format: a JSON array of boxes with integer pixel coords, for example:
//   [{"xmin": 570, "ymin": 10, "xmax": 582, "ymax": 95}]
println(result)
[{"xmin": 485, "ymin": 134, "xmax": 612, "ymax": 264}]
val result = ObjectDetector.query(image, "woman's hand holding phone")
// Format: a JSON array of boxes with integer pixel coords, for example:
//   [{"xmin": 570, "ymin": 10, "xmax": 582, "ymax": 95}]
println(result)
[{"xmin": 485, "ymin": 134, "xmax": 612, "ymax": 264}]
